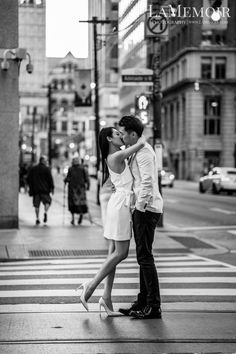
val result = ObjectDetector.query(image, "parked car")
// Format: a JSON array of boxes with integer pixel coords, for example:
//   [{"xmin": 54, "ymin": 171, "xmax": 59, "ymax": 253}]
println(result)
[
  {"xmin": 160, "ymin": 169, "xmax": 175, "ymax": 188},
  {"xmin": 199, "ymin": 167, "xmax": 236, "ymax": 195}
]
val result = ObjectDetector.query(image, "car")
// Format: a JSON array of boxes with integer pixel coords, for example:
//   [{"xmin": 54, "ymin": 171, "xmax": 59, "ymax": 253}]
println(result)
[
  {"xmin": 160, "ymin": 169, "xmax": 175, "ymax": 188},
  {"xmin": 199, "ymin": 167, "xmax": 236, "ymax": 195}
]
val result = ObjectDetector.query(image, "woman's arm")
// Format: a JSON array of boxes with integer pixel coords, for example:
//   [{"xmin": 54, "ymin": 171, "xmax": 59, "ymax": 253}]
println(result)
[{"xmin": 113, "ymin": 136, "xmax": 145, "ymax": 162}]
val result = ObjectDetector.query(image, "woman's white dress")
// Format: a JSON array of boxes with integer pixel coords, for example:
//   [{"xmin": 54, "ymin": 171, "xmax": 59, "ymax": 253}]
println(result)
[{"xmin": 104, "ymin": 161, "xmax": 133, "ymax": 241}]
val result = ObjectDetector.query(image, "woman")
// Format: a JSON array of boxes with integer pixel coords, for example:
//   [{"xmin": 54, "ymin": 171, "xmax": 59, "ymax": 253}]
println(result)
[
  {"xmin": 64, "ymin": 157, "xmax": 90, "ymax": 225},
  {"xmin": 78, "ymin": 127, "xmax": 145, "ymax": 315}
]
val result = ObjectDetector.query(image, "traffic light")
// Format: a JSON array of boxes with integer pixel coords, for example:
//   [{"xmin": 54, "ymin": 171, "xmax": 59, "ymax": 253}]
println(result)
[{"xmin": 135, "ymin": 94, "xmax": 150, "ymax": 124}]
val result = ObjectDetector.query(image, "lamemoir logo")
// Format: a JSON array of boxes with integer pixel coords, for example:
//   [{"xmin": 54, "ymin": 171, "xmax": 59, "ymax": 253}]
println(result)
[{"xmin": 149, "ymin": 0, "xmax": 230, "ymax": 21}]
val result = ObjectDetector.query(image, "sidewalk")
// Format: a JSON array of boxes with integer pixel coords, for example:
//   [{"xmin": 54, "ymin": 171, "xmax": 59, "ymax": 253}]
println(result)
[{"xmin": 0, "ymin": 172, "xmax": 185, "ymax": 260}]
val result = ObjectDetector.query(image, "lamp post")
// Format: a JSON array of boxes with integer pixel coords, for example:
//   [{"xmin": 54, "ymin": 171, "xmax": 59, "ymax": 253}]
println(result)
[
  {"xmin": 31, "ymin": 106, "xmax": 37, "ymax": 164},
  {"xmin": 47, "ymin": 85, "xmax": 53, "ymax": 168},
  {"xmin": 79, "ymin": 17, "xmax": 111, "ymax": 173},
  {"xmin": 194, "ymin": 80, "xmax": 223, "ymax": 95}
]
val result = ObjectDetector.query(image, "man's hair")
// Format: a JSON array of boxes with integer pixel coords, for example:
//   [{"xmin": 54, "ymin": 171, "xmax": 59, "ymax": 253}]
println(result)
[
  {"xmin": 39, "ymin": 156, "xmax": 47, "ymax": 164},
  {"xmin": 118, "ymin": 115, "xmax": 144, "ymax": 137}
]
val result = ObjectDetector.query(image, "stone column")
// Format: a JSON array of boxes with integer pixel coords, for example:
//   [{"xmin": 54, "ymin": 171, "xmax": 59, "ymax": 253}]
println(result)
[{"xmin": 0, "ymin": 0, "xmax": 19, "ymax": 228}]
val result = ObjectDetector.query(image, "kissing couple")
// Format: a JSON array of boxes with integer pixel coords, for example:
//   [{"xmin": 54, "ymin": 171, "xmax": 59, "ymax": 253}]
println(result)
[{"xmin": 78, "ymin": 115, "xmax": 163, "ymax": 319}]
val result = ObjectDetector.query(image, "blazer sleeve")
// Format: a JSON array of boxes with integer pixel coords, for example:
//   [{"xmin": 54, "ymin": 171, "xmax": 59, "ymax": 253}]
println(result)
[{"xmin": 135, "ymin": 148, "xmax": 154, "ymax": 212}]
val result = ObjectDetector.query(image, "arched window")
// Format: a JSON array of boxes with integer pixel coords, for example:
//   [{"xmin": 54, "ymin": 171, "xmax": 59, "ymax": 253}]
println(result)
[
  {"xmin": 61, "ymin": 99, "xmax": 68, "ymax": 112},
  {"xmin": 61, "ymin": 80, "xmax": 65, "ymax": 90},
  {"xmin": 67, "ymin": 79, "xmax": 73, "ymax": 90}
]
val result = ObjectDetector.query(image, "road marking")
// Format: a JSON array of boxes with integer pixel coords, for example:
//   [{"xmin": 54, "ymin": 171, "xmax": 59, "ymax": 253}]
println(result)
[
  {"xmin": 0, "ymin": 255, "xmax": 199, "ymax": 266},
  {"xmin": 0, "ymin": 260, "xmax": 220, "ymax": 272},
  {"xmin": 1, "ymin": 277, "xmax": 236, "ymax": 286},
  {"xmin": 182, "ymin": 225, "xmax": 236, "ymax": 231},
  {"xmin": 1, "ymin": 288, "xmax": 236, "ymax": 297},
  {"xmin": 228, "ymin": 230, "xmax": 236, "ymax": 235},
  {"xmin": 210, "ymin": 208, "xmax": 236, "ymax": 215}
]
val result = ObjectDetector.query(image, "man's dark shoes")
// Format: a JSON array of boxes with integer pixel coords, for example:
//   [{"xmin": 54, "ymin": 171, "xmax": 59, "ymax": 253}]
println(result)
[
  {"xmin": 130, "ymin": 305, "xmax": 162, "ymax": 319},
  {"xmin": 119, "ymin": 302, "xmax": 143, "ymax": 316},
  {"xmin": 36, "ymin": 219, "xmax": 40, "ymax": 225},
  {"xmin": 43, "ymin": 213, "xmax": 47, "ymax": 223}
]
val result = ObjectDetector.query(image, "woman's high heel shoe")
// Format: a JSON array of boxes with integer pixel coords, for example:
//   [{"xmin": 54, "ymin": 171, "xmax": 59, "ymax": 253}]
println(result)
[
  {"xmin": 98, "ymin": 297, "xmax": 120, "ymax": 317},
  {"xmin": 76, "ymin": 282, "xmax": 90, "ymax": 311}
]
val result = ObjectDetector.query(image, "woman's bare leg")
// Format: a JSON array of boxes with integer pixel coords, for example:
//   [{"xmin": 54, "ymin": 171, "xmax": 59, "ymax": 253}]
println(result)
[
  {"xmin": 84, "ymin": 239, "xmax": 130, "ymax": 302},
  {"xmin": 102, "ymin": 240, "xmax": 115, "ymax": 310}
]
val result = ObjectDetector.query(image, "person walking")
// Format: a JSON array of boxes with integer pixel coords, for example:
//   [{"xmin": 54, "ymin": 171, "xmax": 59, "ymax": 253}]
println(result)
[
  {"xmin": 77, "ymin": 127, "xmax": 145, "ymax": 315},
  {"xmin": 118, "ymin": 115, "xmax": 163, "ymax": 319},
  {"xmin": 64, "ymin": 157, "xmax": 90, "ymax": 225},
  {"xmin": 27, "ymin": 156, "xmax": 54, "ymax": 225}
]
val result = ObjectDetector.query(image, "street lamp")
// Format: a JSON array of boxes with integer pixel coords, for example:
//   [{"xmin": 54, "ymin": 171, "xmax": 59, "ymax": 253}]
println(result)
[{"xmin": 194, "ymin": 80, "xmax": 223, "ymax": 95}]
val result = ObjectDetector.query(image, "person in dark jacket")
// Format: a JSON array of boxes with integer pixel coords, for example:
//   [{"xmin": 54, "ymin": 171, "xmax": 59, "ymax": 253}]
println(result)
[
  {"xmin": 64, "ymin": 157, "xmax": 90, "ymax": 225},
  {"xmin": 27, "ymin": 156, "xmax": 54, "ymax": 225}
]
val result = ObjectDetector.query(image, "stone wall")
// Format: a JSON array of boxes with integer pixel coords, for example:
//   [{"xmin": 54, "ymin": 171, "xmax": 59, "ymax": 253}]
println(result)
[{"xmin": 0, "ymin": 0, "xmax": 19, "ymax": 228}]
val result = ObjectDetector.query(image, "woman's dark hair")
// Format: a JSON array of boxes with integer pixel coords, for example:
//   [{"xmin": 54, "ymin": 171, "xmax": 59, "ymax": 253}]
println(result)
[
  {"xmin": 118, "ymin": 115, "xmax": 144, "ymax": 137},
  {"xmin": 99, "ymin": 127, "xmax": 114, "ymax": 185}
]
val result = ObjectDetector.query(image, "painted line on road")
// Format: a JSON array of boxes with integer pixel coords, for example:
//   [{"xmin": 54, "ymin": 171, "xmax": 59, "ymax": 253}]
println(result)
[
  {"xmin": 1, "ymin": 288, "xmax": 236, "ymax": 297},
  {"xmin": 1, "ymin": 277, "xmax": 236, "ymax": 286},
  {"xmin": 0, "ymin": 255, "xmax": 199, "ymax": 266},
  {"xmin": 181, "ymin": 225, "xmax": 236, "ymax": 231},
  {"xmin": 210, "ymin": 208, "xmax": 236, "ymax": 215},
  {"xmin": 0, "ymin": 268, "xmax": 234, "ymax": 276},
  {"xmin": 1, "ymin": 302, "xmax": 236, "ymax": 313},
  {"xmin": 0, "ymin": 260, "xmax": 220, "ymax": 272},
  {"xmin": 228, "ymin": 230, "xmax": 236, "ymax": 236}
]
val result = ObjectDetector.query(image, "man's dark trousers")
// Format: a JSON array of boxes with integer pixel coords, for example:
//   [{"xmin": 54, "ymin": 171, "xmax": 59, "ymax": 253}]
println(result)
[{"xmin": 132, "ymin": 209, "xmax": 162, "ymax": 308}]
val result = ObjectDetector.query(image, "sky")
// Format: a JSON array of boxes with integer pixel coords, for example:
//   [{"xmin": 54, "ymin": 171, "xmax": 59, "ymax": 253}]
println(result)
[{"xmin": 46, "ymin": 0, "xmax": 88, "ymax": 58}]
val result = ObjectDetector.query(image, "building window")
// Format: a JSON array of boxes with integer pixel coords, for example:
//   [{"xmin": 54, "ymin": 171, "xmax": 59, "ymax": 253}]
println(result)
[
  {"xmin": 201, "ymin": 57, "xmax": 212, "ymax": 79},
  {"xmin": 215, "ymin": 57, "xmax": 226, "ymax": 79},
  {"xmin": 61, "ymin": 121, "xmax": 67, "ymax": 132},
  {"xmin": 111, "ymin": 3, "xmax": 118, "ymax": 11},
  {"xmin": 72, "ymin": 121, "xmax": 78, "ymax": 132},
  {"xmin": 204, "ymin": 96, "xmax": 221, "ymax": 135}
]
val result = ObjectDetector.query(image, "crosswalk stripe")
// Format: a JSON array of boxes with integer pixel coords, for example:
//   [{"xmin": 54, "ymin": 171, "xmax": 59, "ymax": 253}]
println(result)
[
  {"xmin": 0, "ymin": 267, "xmax": 234, "ymax": 276},
  {"xmin": 0, "ymin": 255, "xmax": 202, "ymax": 266},
  {"xmin": 1, "ymin": 277, "xmax": 236, "ymax": 286},
  {"xmin": 1, "ymin": 288, "xmax": 236, "ymax": 297},
  {"xmin": 0, "ymin": 254, "xmax": 235, "ymax": 309},
  {"xmin": 0, "ymin": 260, "xmax": 221, "ymax": 271}
]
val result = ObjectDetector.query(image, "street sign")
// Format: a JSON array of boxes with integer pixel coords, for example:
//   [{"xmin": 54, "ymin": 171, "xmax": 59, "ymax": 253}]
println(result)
[
  {"xmin": 121, "ymin": 68, "xmax": 153, "ymax": 86},
  {"xmin": 145, "ymin": 13, "xmax": 168, "ymax": 38}
]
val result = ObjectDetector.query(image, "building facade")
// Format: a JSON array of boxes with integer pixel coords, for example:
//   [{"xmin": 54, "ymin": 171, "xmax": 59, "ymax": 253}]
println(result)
[
  {"xmin": 118, "ymin": 0, "xmax": 236, "ymax": 180},
  {"xmin": 160, "ymin": 0, "xmax": 236, "ymax": 180},
  {"xmin": 47, "ymin": 52, "xmax": 93, "ymax": 168},
  {"xmin": 118, "ymin": 0, "xmax": 154, "ymax": 142},
  {"xmin": 88, "ymin": 0, "xmax": 119, "ymax": 128},
  {"xmin": 18, "ymin": 0, "xmax": 48, "ymax": 165},
  {"xmin": 0, "ymin": 0, "xmax": 19, "ymax": 228}
]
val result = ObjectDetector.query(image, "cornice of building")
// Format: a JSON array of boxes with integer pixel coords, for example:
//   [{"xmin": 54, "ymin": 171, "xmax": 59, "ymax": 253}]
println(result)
[
  {"xmin": 161, "ymin": 46, "xmax": 236, "ymax": 70},
  {"xmin": 162, "ymin": 78, "xmax": 236, "ymax": 97}
]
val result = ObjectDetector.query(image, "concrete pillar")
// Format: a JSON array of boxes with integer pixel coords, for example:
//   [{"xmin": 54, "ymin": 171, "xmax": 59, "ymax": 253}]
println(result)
[{"xmin": 0, "ymin": 0, "xmax": 19, "ymax": 228}]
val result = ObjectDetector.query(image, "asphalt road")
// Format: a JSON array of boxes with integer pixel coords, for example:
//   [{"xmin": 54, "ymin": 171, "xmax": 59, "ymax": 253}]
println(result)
[{"xmin": 162, "ymin": 180, "xmax": 236, "ymax": 229}]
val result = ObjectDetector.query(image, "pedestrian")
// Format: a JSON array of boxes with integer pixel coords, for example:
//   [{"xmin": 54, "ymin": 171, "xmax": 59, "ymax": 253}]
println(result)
[
  {"xmin": 64, "ymin": 157, "xmax": 90, "ymax": 225},
  {"xmin": 77, "ymin": 127, "xmax": 145, "ymax": 315},
  {"xmin": 118, "ymin": 115, "xmax": 163, "ymax": 319},
  {"xmin": 27, "ymin": 155, "xmax": 54, "ymax": 225}
]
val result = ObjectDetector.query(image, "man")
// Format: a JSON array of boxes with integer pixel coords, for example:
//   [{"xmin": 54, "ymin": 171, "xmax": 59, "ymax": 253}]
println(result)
[
  {"xmin": 27, "ymin": 156, "xmax": 54, "ymax": 225},
  {"xmin": 118, "ymin": 116, "xmax": 163, "ymax": 319}
]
